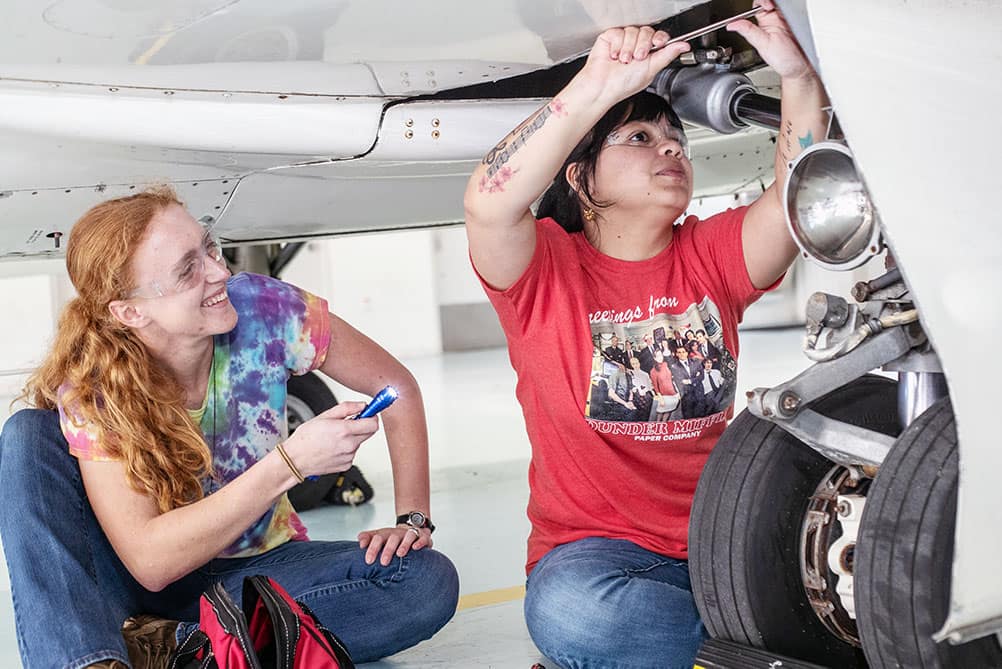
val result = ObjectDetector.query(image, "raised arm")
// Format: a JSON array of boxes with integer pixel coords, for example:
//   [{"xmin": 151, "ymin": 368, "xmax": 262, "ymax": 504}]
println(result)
[
  {"xmin": 463, "ymin": 27, "xmax": 690, "ymax": 290},
  {"xmin": 729, "ymin": 0, "xmax": 831, "ymax": 289}
]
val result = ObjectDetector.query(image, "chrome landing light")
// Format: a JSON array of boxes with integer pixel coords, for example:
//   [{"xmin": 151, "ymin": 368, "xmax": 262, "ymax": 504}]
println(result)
[{"xmin": 784, "ymin": 141, "xmax": 882, "ymax": 271}]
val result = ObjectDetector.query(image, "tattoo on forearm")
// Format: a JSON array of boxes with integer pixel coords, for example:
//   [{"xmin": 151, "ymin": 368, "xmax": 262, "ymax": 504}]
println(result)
[
  {"xmin": 478, "ymin": 98, "xmax": 566, "ymax": 193},
  {"xmin": 798, "ymin": 130, "xmax": 814, "ymax": 150},
  {"xmin": 482, "ymin": 104, "xmax": 553, "ymax": 176},
  {"xmin": 479, "ymin": 167, "xmax": 518, "ymax": 194},
  {"xmin": 780, "ymin": 120, "xmax": 794, "ymax": 165}
]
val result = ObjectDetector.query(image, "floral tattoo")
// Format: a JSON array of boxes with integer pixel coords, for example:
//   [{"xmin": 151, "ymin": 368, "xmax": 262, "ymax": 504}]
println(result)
[{"xmin": 478, "ymin": 98, "xmax": 566, "ymax": 193}]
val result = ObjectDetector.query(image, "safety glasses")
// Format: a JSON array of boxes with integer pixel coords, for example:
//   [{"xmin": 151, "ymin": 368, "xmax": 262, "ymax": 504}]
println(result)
[
  {"xmin": 605, "ymin": 121, "xmax": 690, "ymax": 159},
  {"xmin": 129, "ymin": 228, "xmax": 225, "ymax": 299}
]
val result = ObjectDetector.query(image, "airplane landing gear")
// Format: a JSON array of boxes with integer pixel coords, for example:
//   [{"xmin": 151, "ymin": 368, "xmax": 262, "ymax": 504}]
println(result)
[
  {"xmin": 855, "ymin": 398, "xmax": 1002, "ymax": 668},
  {"xmin": 689, "ymin": 376, "xmax": 899, "ymax": 667}
]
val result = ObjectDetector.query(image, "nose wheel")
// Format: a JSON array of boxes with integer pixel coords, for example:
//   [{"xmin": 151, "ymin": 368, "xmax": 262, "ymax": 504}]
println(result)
[
  {"xmin": 854, "ymin": 398, "xmax": 1002, "ymax": 668},
  {"xmin": 689, "ymin": 376, "xmax": 900, "ymax": 667},
  {"xmin": 799, "ymin": 465, "xmax": 870, "ymax": 648}
]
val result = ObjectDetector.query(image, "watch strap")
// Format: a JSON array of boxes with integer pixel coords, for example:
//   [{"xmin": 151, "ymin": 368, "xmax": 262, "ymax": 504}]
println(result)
[{"xmin": 396, "ymin": 512, "xmax": 435, "ymax": 533}]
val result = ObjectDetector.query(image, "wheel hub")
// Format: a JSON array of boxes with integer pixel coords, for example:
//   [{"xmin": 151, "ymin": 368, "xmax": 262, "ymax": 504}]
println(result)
[
  {"xmin": 286, "ymin": 394, "xmax": 315, "ymax": 434},
  {"xmin": 800, "ymin": 465, "xmax": 869, "ymax": 646}
]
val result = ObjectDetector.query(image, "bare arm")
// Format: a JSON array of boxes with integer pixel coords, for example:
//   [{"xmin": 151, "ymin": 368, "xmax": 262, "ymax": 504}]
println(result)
[
  {"xmin": 730, "ymin": 0, "xmax": 830, "ymax": 289},
  {"xmin": 317, "ymin": 314, "xmax": 429, "ymax": 520},
  {"xmin": 81, "ymin": 394, "xmax": 373, "ymax": 592},
  {"xmin": 316, "ymin": 314, "xmax": 437, "ymax": 564},
  {"xmin": 83, "ymin": 451, "xmax": 298, "ymax": 592},
  {"xmin": 463, "ymin": 27, "xmax": 690, "ymax": 290}
]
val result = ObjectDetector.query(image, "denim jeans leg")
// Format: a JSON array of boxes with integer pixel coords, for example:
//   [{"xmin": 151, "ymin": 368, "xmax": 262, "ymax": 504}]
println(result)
[
  {"xmin": 524, "ymin": 537, "xmax": 707, "ymax": 669},
  {"xmin": 200, "ymin": 539, "xmax": 459, "ymax": 663},
  {"xmin": 0, "ymin": 409, "xmax": 145, "ymax": 668}
]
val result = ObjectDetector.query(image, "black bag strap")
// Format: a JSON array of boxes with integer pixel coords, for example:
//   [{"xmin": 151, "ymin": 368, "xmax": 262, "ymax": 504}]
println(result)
[
  {"xmin": 169, "ymin": 575, "xmax": 354, "ymax": 669},
  {"xmin": 244, "ymin": 575, "xmax": 298, "ymax": 669},
  {"xmin": 206, "ymin": 582, "xmax": 263, "ymax": 669},
  {"xmin": 296, "ymin": 599, "xmax": 354, "ymax": 668},
  {"xmin": 168, "ymin": 581, "xmax": 261, "ymax": 669},
  {"xmin": 244, "ymin": 575, "xmax": 355, "ymax": 669},
  {"xmin": 168, "ymin": 628, "xmax": 215, "ymax": 669}
]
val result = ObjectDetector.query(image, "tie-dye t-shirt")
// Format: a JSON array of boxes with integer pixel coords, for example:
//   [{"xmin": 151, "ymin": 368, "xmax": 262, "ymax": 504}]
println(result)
[{"xmin": 58, "ymin": 272, "xmax": 331, "ymax": 558}]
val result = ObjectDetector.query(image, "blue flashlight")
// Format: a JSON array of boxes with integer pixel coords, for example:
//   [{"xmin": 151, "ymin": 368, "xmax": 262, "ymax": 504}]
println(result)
[
  {"xmin": 304, "ymin": 385, "xmax": 399, "ymax": 481},
  {"xmin": 354, "ymin": 385, "xmax": 399, "ymax": 419}
]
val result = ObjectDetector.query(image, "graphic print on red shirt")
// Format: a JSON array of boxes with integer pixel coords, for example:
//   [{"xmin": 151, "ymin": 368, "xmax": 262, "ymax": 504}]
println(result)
[{"xmin": 588, "ymin": 298, "xmax": 735, "ymax": 435}]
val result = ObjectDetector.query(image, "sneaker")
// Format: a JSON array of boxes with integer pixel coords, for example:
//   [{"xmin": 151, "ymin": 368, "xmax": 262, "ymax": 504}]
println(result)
[{"xmin": 121, "ymin": 614, "xmax": 179, "ymax": 669}]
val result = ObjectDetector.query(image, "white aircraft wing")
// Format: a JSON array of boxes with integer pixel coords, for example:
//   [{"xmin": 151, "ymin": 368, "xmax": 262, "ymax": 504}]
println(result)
[{"xmin": 0, "ymin": 0, "xmax": 777, "ymax": 256}]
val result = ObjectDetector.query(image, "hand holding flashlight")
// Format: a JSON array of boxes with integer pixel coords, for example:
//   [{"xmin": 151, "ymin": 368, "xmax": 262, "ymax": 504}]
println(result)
[
  {"xmin": 353, "ymin": 385, "xmax": 399, "ymax": 419},
  {"xmin": 298, "ymin": 386, "xmax": 398, "ymax": 481}
]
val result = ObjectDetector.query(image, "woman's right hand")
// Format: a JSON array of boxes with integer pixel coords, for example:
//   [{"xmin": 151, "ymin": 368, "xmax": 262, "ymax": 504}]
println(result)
[
  {"xmin": 282, "ymin": 401, "xmax": 378, "ymax": 479},
  {"xmin": 465, "ymin": 23, "xmax": 690, "ymax": 291},
  {"xmin": 577, "ymin": 25, "xmax": 691, "ymax": 105}
]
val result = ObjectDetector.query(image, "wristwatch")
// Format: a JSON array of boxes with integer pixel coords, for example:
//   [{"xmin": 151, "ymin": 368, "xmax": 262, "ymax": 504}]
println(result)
[{"xmin": 396, "ymin": 511, "xmax": 435, "ymax": 534}]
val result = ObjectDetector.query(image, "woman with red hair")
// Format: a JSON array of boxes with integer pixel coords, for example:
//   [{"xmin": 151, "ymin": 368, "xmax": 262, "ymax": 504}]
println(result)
[{"xmin": 0, "ymin": 187, "xmax": 458, "ymax": 668}]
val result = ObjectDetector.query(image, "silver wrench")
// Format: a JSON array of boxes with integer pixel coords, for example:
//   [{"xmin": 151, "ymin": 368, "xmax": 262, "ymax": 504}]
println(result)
[{"xmin": 650, "ymin": 5, "xmax": 766, "ymax": 51}]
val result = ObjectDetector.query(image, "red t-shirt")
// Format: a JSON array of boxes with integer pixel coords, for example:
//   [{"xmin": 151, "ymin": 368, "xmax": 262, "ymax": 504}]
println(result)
[{"xmin": 477, "ymin": 207, "xmax": 772, "ymax": 572}]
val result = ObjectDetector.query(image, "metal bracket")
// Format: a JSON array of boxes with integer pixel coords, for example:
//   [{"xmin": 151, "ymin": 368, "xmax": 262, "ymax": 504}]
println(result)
[
  {"xmin": 764, "ymin": 409, "xmax": 895, "ymax": 466},
  {"xmin": 829, "ymin": 494, "xmax": 866, "ymax": 619},
  {"xmin": 746, "ymin": 326, "xmax": 919, "ymax": 466}
]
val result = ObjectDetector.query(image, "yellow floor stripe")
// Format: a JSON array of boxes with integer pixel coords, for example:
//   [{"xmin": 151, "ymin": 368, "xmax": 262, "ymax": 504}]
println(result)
[{"xmin": 457, "ymin": 585, "xmax": 526, "ymax": 611}]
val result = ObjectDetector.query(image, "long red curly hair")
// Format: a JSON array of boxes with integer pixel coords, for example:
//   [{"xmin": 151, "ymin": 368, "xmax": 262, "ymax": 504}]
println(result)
[{"xmin": 22, "ymin": 185, "xmax": 213, "ymax": 513}]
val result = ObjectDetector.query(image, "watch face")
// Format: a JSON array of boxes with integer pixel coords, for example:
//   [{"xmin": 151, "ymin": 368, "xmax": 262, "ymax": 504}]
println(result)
[{"xmin": 408, "ymin": 511, "xmax": 427, "ymax": 527}]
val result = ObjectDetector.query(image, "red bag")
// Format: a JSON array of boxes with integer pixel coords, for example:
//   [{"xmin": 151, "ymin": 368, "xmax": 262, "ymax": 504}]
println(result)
[{"xmin": 168, "ymin": 575, "xmax": 354, "ymax": 669}]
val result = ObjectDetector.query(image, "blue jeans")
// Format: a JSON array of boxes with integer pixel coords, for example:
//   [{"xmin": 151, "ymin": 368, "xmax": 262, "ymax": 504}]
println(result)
[
  {"xmin": 524, "ymin": 537, "xmax": 707, "ymax": 669},
  {"xmin": 0, "ymin": 410, "xmax": 459, "ymax": 669}
]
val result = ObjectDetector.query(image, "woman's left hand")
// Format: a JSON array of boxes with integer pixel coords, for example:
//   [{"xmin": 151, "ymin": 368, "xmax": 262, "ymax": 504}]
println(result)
[
  {"xmin": 726, "ymin": 0, "xmax": 815, "ymax": 81},
  {"xmin": 358, "ymin": 525, "xmax": 433, "ymax": 566}
]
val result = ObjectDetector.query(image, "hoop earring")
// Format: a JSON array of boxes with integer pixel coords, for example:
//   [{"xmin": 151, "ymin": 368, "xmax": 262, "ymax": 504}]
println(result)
[{"xmin": 583, "ymin": 207, "xmax": 596, "ymax": 224}]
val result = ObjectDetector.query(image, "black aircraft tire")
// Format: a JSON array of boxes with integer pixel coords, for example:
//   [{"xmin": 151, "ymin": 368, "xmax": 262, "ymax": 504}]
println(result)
[
  {"xmin": 855, "ymin": 398, "xmax": 1002, "ymax": 668},
  {"xmin": 286, "ymin": 372, "xmax": 337, "ymax": 433},
  {"xmin": 690, "ymin": 375, "xmax": 900, "ymax": 667}
]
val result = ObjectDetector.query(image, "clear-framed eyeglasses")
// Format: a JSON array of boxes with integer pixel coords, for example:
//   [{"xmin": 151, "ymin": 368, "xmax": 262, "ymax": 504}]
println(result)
[
  {"xmin": 605, "ymin": 121, "xmax": 691, "ymax": 159},
  {"xmin": 130, "ymin": 227, "xmax": 226, "ymax": 299}
]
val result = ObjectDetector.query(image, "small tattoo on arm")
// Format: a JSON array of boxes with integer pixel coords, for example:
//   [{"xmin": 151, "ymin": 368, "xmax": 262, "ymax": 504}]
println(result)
[
  {"xmin": 478, "ymin": 166, "xmax": 519, "ymax": 194},
  {"xmin": 798, "ymin": 130, "xmax": 814, "ymax": 150},
  {"xmin": 780, "ymin": 120, "xmax": 794, "ymax": 165},
  {"xmin": 478, "ymin": 98, "xmax": 565, "ymax": 193}
]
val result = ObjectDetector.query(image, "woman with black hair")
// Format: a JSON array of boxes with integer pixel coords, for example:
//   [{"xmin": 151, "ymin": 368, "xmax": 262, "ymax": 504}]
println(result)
[{"xmin": 463, "ymin": 2, "xmax": 827, "ymax": 667}]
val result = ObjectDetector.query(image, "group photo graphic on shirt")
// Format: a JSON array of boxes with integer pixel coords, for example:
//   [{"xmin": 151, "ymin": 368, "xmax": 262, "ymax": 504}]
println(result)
[{"xmin": 585, "ymin": 295, "xmax": 736, "ymax": 439}]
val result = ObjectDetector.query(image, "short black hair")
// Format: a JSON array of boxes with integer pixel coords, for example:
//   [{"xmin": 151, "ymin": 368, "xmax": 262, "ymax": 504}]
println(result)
[{"xmin": 536, "ymin": 91, "xmax": 683, "ymax": 233}]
